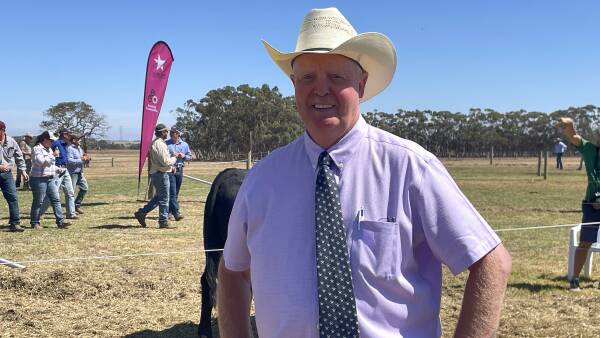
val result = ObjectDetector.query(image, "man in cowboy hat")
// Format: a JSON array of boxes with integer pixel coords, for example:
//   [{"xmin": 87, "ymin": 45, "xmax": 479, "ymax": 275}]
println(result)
[
  {"xmin": 219, "ymin": 7, "xmax": 511, "ymax": 338},
  {"xmin": 553, "ymin": 137, "xmax": 567, "ymax": 170},
  {"xmin": 15, "ymin": 132, "xmax": 33, "ymax": 190},
  {"xmin": 134, "ymin": 123, "xmax": 177, "ymax": 229}
]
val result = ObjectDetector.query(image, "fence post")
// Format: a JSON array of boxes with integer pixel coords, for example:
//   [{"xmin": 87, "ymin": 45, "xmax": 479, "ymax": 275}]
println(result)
[
  {"xmin": 489, "ymin": 146, "xmax": 494, "ymax": 166},
  {"xmin": 537, "ymin": 151, "xmax": 542, "ymax": 176},
  {"xmin": 543, "ymin": 151, "xmax": 548, "ymax": 180},
  {"xmin": 246, "ymin": 131, "xmax": 253, "ymax": 170},
  {"xmin": 111, "ymin": 158, "xmax": 114, "ymax": 167}
]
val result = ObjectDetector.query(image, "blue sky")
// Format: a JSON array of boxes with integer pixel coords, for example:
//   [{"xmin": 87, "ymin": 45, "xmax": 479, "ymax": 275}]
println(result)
[{"xmin": 1, "ymin": 1, "xmax": 598, "ymax": 140}]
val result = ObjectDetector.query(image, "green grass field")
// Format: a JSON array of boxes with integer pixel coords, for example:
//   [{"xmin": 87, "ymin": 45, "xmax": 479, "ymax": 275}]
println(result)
[{"xmin": 1, "ymin": 152, "xmax": 599, "ymax": 337}]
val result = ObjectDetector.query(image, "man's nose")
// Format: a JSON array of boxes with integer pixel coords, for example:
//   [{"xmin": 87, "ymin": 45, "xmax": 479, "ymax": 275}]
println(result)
[{"xmin": 313, "ymin": 76, "xmax": 330, "ymax": 97}]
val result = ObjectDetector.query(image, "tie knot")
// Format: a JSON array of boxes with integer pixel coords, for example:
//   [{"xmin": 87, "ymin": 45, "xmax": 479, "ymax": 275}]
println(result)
[{"xmin": 318, "ymin": 151, "xmax": 332, "ymax": 168}]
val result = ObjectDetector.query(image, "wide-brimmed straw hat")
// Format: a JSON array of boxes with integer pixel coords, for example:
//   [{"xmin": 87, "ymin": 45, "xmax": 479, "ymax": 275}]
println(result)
[{"xmin": 262, "ymin": 7, "xmax": 397, "ymax": 102}]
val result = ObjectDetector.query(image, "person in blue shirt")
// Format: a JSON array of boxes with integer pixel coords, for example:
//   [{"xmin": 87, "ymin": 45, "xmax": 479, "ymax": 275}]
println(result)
[
  {"xmin": 67, "ymin": 134, "xmax": 89, "ymax": 214},
  {"xmin": 166, "ymin": 127, "xmax": 192, "ymax": 221},
  {"xmin": 553, "ymin": 138, "xmax": 568, "ymax": 170},
  {"xmin": 40, "ymin": 128, "xmax": 77, "ymax": 219}
]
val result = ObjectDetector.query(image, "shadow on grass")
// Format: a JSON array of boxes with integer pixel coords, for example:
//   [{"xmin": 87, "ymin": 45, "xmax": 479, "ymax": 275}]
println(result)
[
  {"xmin": 123, "ymin": 317, "xmax": 258, "ymax": 338},
  {"xmin": 113, "ymin": 216, "xmax": 159, "ymax": 220},
  {"xmin": 508, "ymin": 282, "xmax": 564, "ymax": 292},
  {"xmin": 123, "ymin": 321, "xmax": 198, "ymax": 338},
  {"xmin": 90, "ymin": 224, "xmax": 140, "ymax": 229},
  {"xmin": 81, "ymin": 202, "xmax": 111, "ymax": 207}
]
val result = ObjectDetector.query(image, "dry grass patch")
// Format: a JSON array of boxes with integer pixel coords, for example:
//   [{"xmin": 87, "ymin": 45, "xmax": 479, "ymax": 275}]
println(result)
[{"xmin": 2, "ymin": 152, "xmax": 600, "ymax": 336}]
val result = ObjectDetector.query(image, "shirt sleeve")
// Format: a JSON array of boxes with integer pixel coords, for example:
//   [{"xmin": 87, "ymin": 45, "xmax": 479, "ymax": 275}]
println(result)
[
  {"xmin": 412, "ymin": 157, "xmax": 501, "ymax": 275},
  {"xmin": 184, "ymin": 143, "xmax": 192, "ymax": 161},
  {"xmin": 11, "ymin": 139, "xmax": 26, "ymax": 171},
  {"xmin": 67, "ymin": 146, "xmax": 80, "ymax": 165},
  {"xmin": 223, "ymin": 181, "xmax": 251, "ymax": 271}
]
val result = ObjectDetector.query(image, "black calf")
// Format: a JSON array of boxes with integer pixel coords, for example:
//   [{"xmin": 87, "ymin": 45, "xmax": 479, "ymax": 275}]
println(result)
[{"xmin": 199, "ymin": 168, "xmax": 247, "ymax": 338}]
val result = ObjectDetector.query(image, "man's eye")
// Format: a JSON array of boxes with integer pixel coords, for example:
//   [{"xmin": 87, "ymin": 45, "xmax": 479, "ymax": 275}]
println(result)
[{"xmin": 303, "ymin": 74, "xmax": 314, "ymax": 80}]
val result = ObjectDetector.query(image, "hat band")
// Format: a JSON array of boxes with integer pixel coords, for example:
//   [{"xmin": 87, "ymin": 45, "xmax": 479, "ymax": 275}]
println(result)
[{"xmin": 302, "ymin": 47, "xmax": 333, "ymax": 52}]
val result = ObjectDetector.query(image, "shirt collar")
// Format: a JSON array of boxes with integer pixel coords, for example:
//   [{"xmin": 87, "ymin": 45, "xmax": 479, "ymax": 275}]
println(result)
[{"xmin": 303, "ymin": 115, "xmax": 368, "ymax": 171}]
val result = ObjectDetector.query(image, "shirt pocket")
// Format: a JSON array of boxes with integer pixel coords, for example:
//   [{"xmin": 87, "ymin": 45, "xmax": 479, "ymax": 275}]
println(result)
[
  {"xmin": 352, "ymin": 220, "xmax": 399, "ymax": 280},
  {"xmin": 6, "ymin": 147, "xmax": 15, "ymax": 158}
]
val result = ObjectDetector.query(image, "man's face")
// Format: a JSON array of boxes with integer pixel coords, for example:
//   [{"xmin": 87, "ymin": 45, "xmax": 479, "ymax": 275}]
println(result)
[
  {"xmin": 291, "ymin": 53, "xmax": 368, "ymax": 149},
  {"xmin": 160, "ymin": 130, "xmax": 169, "ymax": 139},
  {"xmin": 61, "ymin": 132, "xmax": 70, "ymax": 142},
  {"xmin": 72, "ymin": 138, "xmax": 81, "ymax": 146},
  {"xmin": 170, "ymin": 131, "xmax": 180, "ymax": 142}
]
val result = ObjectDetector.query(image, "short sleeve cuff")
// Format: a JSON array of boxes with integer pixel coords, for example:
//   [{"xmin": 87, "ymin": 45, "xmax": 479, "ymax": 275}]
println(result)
[{"xmin": 445, "ymin": 234, "xmax": 501, "ymax": 276}]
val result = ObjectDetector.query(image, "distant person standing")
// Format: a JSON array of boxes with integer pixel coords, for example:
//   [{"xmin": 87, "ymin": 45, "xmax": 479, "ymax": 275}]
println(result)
[
  {"xmin": 29, "ymin": 131, "xmax": 70, "ymax": 229},
  {"xmin": 40, "ymin": 128, "xmax": 77, "ymax": 219},
  {"xmin": 0, "ymin": 121, "xmax": 27, "ymax": 232},
  {"xmin": 134, "ymin": 123, "xmax": 177, "ymax": 229},
  {"xmin": 554, "ymin": 138, "xmax": 567, "ymax": 170},
  {"xmin": 15, "ymin": 132, "xmax": 33, "ymax": 190},
  {"xmin": 166, "ymin": 127, "xmax": 192, "ymax": 221},
  {"xmin": 67, "ymin": 134, "xmax": 89, "ymax": 214}
]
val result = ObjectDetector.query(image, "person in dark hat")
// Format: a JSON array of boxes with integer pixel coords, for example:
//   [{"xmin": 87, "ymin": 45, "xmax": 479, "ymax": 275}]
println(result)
[
  {"xmin": 134, "ymin": 123, "xmax": 177, "ymax": 229},
  {"xmin": 166, "ymin": 126, "xmax": 192, "ymax": 221},
  {"xmin": 29, "ymin": 131, "xmax": 70, "ymax": 229},
  {"xmin": 0, "ymin": 121, "xmax": 27, "ymax": 232}
]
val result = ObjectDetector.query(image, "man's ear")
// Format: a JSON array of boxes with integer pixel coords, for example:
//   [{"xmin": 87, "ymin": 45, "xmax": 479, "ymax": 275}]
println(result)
[
  {"xmin": 290, "ymin": 74, "xmax": 296, "ymax": 86},
  {"xmin": 358, "ymin": 71, "xmax": 368, "ymax": 98}
]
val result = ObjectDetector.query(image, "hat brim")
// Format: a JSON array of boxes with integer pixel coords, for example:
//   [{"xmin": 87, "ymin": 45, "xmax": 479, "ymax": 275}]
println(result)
[{"xmin": 262, "ymin": 32, "xmax": 396, "ymax": 103}]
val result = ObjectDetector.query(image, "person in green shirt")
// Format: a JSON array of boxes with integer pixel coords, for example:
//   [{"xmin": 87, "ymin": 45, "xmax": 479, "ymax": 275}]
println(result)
[{"xmin": 559, "ymin": 117, "xmax": 600, "ymax": 291}]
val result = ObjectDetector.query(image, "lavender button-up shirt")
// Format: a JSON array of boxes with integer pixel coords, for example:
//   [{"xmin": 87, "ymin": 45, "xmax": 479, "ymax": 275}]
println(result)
[{"xmin": 224, "ymin": 116, "xmax": 500, "ymax": 338}]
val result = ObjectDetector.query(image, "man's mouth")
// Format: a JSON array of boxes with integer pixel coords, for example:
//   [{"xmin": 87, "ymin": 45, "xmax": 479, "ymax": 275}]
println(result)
[{"xmin": 313, "ymin": 104, "xmax": 335, "ymax": 110}]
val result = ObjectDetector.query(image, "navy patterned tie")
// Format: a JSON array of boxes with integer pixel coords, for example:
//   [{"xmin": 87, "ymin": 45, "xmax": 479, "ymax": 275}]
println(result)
[{"xmin": 315, "ymin": 151, "xmax": 359, "ymax": 337}]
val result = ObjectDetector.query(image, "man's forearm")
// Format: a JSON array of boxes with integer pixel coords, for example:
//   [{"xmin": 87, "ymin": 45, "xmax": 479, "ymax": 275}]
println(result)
[
  {"xmin": 217, "ymin": 258, "xmax": 252, "ymax": 338},
  {"xmin": 454, "ymin": 244, "xmax": 512, "ymax": 338}
]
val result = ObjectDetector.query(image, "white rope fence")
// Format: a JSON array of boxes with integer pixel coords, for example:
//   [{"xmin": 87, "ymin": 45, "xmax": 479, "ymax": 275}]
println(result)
[
  {"xmin": 3, "ymin": 221, "xmax": 600, "ymax": 269},
  {"xmin": 494, "ymin": 221, "xmax": 600, "ymax": 232},
  {"xmin": 0, "ymin": 248, "xmax": 225, "ymax": 269},
  {"xmin": 183, "ymin": 174, "xmax": 212, "ymax": 185}
]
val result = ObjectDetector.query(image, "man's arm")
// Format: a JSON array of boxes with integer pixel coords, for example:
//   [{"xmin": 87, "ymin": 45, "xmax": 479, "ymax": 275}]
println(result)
[
  {"xmin": 217, "ymin": 258, "xmax": 252, "ymax": 338},
  {"xmin": 454, "ymin": 243, "xmax": 512, "ymax": 338},
  {"xmin": 557, "ymin": 117, "xmax": 582, "ymax": 147}
]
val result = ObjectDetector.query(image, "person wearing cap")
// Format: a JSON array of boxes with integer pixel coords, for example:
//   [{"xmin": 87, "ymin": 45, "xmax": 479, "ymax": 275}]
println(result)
[
  {"xmin": 67, "ymin": 134, "xmax": 89, "ymax": 214},
  {"xmin": 218, "ymin": 8, "xmax": 511, "ymax": 338},
  {"xmin": 553, "ymin": 137, "xmax": 567, "ymax": 170},
  {"xmin": 166, "ymin": 126, "xmax": 192, "ymax": 221},
  {"xmin": 15, "ymin": 132, "xmax": 33, "ymax": 190},
  {"xmin": 29, "ymin": 131, "xmax": 71, "ymax": 229},
  {"xmin": 134, "ymin": 123, "xmax": 177, "ymax": 229},
  {"xmin": 39, "ymin": 128, "xmax": 77, "ymax": 219},
  {"xmin": 0, "ymin": 121, "xmax": 27, "ymax": 232}
]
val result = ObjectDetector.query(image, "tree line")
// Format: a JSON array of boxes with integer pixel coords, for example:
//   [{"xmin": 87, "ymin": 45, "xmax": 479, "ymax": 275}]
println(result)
[
  {"xmin": 174, "ymin": 85, "xmax": 598, "ymax": 159},
  {"xmin": 35, "ymin": 88, "xmax": 599, "ymax": 158}
]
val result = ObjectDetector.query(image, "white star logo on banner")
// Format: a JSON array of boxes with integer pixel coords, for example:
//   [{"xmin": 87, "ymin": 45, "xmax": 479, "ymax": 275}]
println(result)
[{"xmin": 154, "ymin": 54, "xmax": 166, "ymax": 71}]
